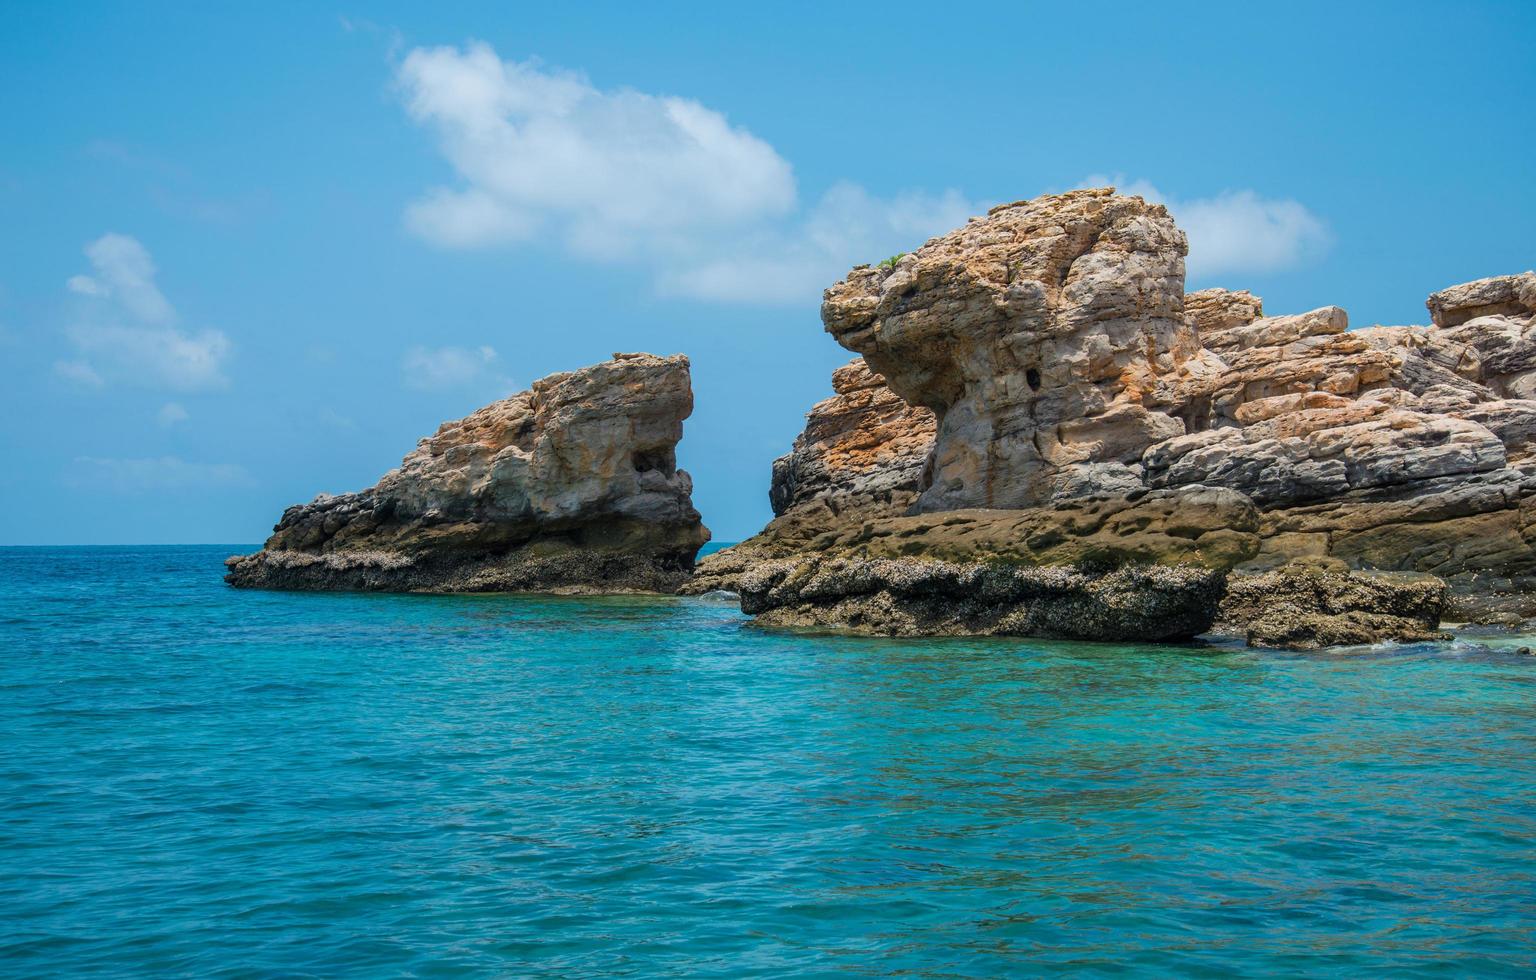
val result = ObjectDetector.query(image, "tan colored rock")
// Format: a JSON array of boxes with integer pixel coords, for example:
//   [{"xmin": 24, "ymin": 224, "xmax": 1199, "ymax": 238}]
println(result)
[
  {"xmin": 1185, "ymin": 288, "xmax": 1263, "ymax": 339},
  {"xmin": 1154, "ymin": 330, "xmax": 1487, "ymax": 431},
  {"xmin": 1232, "ymin": 391, "xmax": 1355, "ymax": 425},
  {"xmin": 1427, "ymin": 272, "xmax": 1536, "ymax": 327},
  {"xmin": 1354, "ymin": 325, "xmax": 1483, "ymax": 382},
  {"xmin": 227, "ymin": 353, "xmax": 709, "ymax": 593},
  {"xmin": 684, "ymin": 357, "xmax": 937, "ymax": 598},
  {"xmin": 1200, "ymin": 306, "xmax": 1348, "ymax": 354},
  {"xmin": 1437, "ymin": 316, "xmax": 1536, "ymax": 398},
  {"xmin": 716, "ymin": 190, "xmax": 1536, "ymax": 634},
  {"xmin": 768, "ymin": 357, "xmax": 936, "ymax": 519},
  {"xmin": 1453, "ymin": 400, "xmax": 1536, "ymax": 462},
  {"xmin": 822, "ymin": 187, "xmax": 1193, "ymax": 510}
]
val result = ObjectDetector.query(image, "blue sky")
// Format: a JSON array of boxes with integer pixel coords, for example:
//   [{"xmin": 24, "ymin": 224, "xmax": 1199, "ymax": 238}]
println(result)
[{"xmin": 1, "ymin": 1, "xmax": 1533, "ymax": 545}]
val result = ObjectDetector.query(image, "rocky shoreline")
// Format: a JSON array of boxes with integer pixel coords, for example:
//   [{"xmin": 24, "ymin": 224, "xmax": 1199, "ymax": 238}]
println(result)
[{"xmin": 231, "ymin": 188, "xmax": 1536, "ymax": 649}]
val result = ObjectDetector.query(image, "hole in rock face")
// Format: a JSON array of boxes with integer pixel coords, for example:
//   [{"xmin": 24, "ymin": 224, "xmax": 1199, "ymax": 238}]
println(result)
[
  {"xmin": 1025, "ymin": 367, "xmax": 1042, "ymax": 391},
  {"xmin": 632, "ymin": 449, "xmax": 675, "ymax": 476}
]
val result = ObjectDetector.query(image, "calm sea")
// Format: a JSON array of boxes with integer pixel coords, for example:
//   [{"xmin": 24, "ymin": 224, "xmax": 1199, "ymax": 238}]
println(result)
[{"xmin": 2, "ymin": 545, "xmax": 1534, "ymax": 976}]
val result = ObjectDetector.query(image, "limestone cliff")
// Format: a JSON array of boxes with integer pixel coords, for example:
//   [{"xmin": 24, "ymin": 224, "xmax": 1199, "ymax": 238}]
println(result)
[
  {"xmin": 768, "ymin": 358, "xmax": 936, "ymax": 519},
  {"xmin": 823, "ymin": 188, "xmax": 1195, "ymax": 511},
  {"xmin": 703, "ymin": 187, "xmax": 1536, "ymax": 642},
  {"xmin": 227, "ymin": 353, "xmax": 709, "ymax": 593}
]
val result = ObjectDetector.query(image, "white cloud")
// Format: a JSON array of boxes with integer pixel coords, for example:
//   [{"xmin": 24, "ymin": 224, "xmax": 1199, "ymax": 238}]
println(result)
[
  {"xmin": 66, "ymin": 233, "xmax": 175, "ymax": 323},
  {"xmin": 54, "ymin": 359, "xmax": 104, "ymax": 387},
  {"xmin": 157, "ymin": 402, "xmax": 189, "ymax": 426},
  {"xmin": 65, "ymin": 322, "xmax": 231, "ymax": 390},
  {"xmin": 1077, "ymin": 174, "xmax": 1330, "ymax": 279},
  {"xmin": 396, "ymin": 43, "xmax": 975, "ymax": 304},
  {"xmin": 60, "ymin": 234, "xmax": 231, "ymax": 390},
  {"xmin": 402, "ymin": 344, "xmax": 510, "ymax": 391},
  {"xmin": 398, "ymin": 43, "xmax": 795, "ymax": 253},
  {"xmin": 69, "ymin": 455, "xmax": 252, "ymax": 492},
  {"xmin": 661, "ymin": 182, "xmax": 975, "ymax": 303}
]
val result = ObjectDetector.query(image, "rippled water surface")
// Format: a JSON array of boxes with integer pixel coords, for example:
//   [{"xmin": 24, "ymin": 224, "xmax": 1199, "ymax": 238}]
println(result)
[{"xmin": 3, "ymin": 546, "xmax": 1536, "ymax": 976}]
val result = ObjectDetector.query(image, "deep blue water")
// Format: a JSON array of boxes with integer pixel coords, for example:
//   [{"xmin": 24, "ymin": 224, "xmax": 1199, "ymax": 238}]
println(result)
[{"xmin": 2, "ymin": 546, "xmax": 1535, "ymax": 977}]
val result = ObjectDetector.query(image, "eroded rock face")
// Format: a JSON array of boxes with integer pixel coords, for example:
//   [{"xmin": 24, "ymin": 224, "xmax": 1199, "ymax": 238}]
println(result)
[
  {"xmin": 768, "ymin": 357, "xmax": 936, "ymax": 519},
  {"xmin": 1184, "ymin": 287, "xmax": 1263, "ymax": 340},
  {"xmin": 682, "ymin": 357, "xmax": 936, "ymax": 597},
  {"xmin": 823, "ymin": 187, "xmax": 1194, "ymax": 511},
  {"xmin": 1144, "ymin": 402, "xmax": 1507, "ymax": 508},
  {"xmin": 1427, "ymin": 272, "xmax": 1536, "ymax": 328},
  {"xmin": 702, "ymin": 186, "xmax": 1532, "ymax": 639},
  {"xmin": 227, "ymin": 353, "xmax": 709, "ymax": 593}
]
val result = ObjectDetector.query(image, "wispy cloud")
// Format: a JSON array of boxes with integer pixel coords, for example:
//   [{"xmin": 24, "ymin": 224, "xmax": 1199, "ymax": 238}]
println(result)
[
  {"xmin": 401, "ymin": 344, "xmax": 512, "ymax": 393},
  {"xmin": 68, "ymin": 455, "xmax": 252, "ymax": 492},
  {"xmin": 59, "ymin": 234, "xmax": 231, "ymax": 390},
  {"xmin": 1076, "ymin": 174, "xmax": 1330, "ymax": 280},
  {"xmin": 67, "ymin": 233, "xmax": 175, "ymax": 323},
  {"xmin": 396, "ymin": 42, "xmax": 975, "ymax": 304},
  {"xmin": 54, "ymin": 359, "xmax": 104, "ymax": 388},
  {"xmin": 157, "ymin": 402, "xmax": 189, "ymax": 427}
]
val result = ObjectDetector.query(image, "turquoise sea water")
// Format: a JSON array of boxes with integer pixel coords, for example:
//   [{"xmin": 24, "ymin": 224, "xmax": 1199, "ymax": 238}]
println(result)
[{"xmin": 3, "ymin": 546, "xmax": 1535, "ymax": 977}]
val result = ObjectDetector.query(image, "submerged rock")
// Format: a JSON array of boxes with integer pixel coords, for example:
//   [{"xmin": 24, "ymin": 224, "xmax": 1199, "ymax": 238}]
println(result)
[{"xmin": 227, "ymin": 353, "xmax": 709, "ymax": 593}]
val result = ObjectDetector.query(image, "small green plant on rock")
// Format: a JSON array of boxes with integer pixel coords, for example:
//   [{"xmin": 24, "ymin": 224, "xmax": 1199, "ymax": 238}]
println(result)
[{"xmin": 876, "ymin": 253, "xmax": 905, "ymax": 270}]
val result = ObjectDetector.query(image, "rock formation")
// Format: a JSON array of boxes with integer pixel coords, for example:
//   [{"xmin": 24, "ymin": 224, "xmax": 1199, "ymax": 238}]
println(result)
[
  {"xmin": 1145, "ymin": 272, "xmax": 1536, "ymax": 606},
  {"xmin": 741, "ymin": 559, "xmax": 1227, "ymax": 641},
  {"xmin": 701, "ymin": 186, "xmax": 1536, "ymax": 645},
  {"xmin": 822, "ymin": 188, "xmax": 1194, "ymax": 511},
  {"xmin": 680, "ymin": 356, "xmax": 936, "ymax": 596},
  {"xmin": 227, "ymin": 353, "xmax": 709, "ymax": 593},
  {"xmin": 734, "ymin": 487, "xmax": 1258, "ymax": 640},
  {"xmin": 768, "ymin": 358, "xmax": 936, "ymax": 520},
  {"xmin": 1214, "ymin": 559, "xmax": 1449, "ymax": 649}
]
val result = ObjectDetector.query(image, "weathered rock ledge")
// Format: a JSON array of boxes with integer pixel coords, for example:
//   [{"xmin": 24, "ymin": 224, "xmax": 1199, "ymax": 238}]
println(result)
[
  {"xmin": 1215, "ymin": 559, "xmax": 1449, "ymax": 649},
  {"xmin": 700, "ymin": 486, "xmax": 1259, "ymax": 640},
  {"xmin": 693, "ymin": 189, "xmax": 1535, "ymax": 647},
  {"xmin": 227, "ymin": 353, "xmax": 709, "ymax": 594},
  {"xmin": 741, "ymin": 558, "xmax": 1226, "ymax": 641}
]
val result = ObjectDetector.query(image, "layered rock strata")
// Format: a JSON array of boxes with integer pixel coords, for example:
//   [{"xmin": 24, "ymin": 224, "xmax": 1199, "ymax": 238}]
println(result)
[
  {"xmin": 703, "ymin": 187, "xmax": 1535, "ymax": 642},
  {"xmin": 768, "ymin": 358, "xmax": 936, "ymax": 520},
  {"xmin": 822, "ymin": 188, "xmax": 1195, "ymax": 511},
  {"xmin": 1147, "ymin": 274, "xmax": 1536, "ymax": 608},
  {"xmin": 227, "ymin": 353, "xmax": 709, "ymax": 593}
]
